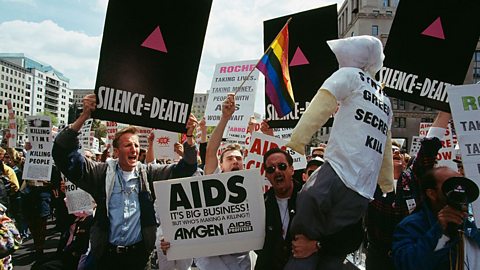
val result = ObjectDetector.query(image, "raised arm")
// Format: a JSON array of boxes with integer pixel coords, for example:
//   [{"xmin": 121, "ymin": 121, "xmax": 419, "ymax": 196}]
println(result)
[
  {"xmin": 146, "ymin": 132, "xmax": 155, "ymax": 164},
  {"xmin": 204, "ymin": 94, "xmax": 236, "ymax": 175},
  {"xmin": 170, "ymin": 113, "xmax": 198, "ymax": 178},
  {"xmin": 52, "ymin": 94, "xmax": 103, "ymax": 193},
  {"xmin": 71, "ymin": 94, "xmax": 96, "ymax": 132},
  {"xmin": 198, "ymin": 117, "xmax": 208, "ymax": 167}
]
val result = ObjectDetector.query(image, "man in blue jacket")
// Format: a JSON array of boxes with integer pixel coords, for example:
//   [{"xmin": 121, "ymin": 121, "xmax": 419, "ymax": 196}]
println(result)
[
  {"xmin": 52, "ymin": 94, "xmax": 198, "ymax": 269},
  {"xmin": 392, "ymin": 166, "xmax": 480, "ymax": 270}
]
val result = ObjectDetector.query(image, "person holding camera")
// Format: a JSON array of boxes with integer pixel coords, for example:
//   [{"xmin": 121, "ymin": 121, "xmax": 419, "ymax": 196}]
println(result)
[{"xmin": 392, "ymin": 166, "xmax": 480, "ymax": 270}]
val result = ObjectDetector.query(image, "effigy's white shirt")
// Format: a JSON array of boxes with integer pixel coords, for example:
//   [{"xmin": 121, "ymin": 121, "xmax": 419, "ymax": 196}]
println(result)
[{"xmin": 322, "ymin": 67, "xmax": 392, "ymax": 199}]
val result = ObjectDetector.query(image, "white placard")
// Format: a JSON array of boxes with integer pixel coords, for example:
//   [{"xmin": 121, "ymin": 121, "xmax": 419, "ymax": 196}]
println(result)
[
  {"xmin": 447, "ymin": 84, "xmax": 480, "ymax": 221},
  {"xmin": 65, "ymin": 179, "xmax": 95, "ymax": 214},
  {"xmin": 106, "ymin": 121, "xmax": 117, "ymax": 146},
  {"xmin": 154, "ymin": 169, "xmax": 265, "ymax": 260},
  {"xmin": 419, "ymin": 122, "xmax": 456, "ymax": 169},
  {"xmin": 273, "ymin": 128, "xmax": 293, "ymax": 140},
  {"xmin": 153, "ymin": 129, "xmax": 179, "ymax": 160},
  {"xmin": 409, "ymin": 136, "xmax": 422, "ymax": 157},
  {"xmin": 79, "ymin": 119, "xmax": 93, "ymax": 152},
  {"xmin": 91, "ymin": 137, "xmax": 99, "ymax": 153},
  {"xmin": 23, "ymin": 116, "xmax": 53, "ymax": 181},
  {"xmin": 204, "ymin": 60, "xmax": 259, "ymax": 138},
  {"xmin": 6, "ymin": 99, "xmax": 16, "ymax": 147},
  {"xmin": 136, "ymin": 126, "xmax": 152, "ymax": 150}
]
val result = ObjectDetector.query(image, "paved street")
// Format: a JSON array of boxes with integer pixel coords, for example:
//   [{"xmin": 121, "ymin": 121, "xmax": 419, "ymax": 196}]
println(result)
[
  {"xmin": 9, "ymin": 219, "xmax": 363, "ymax": 270},
  {"xmin": 12, "ymin": 219, "xmax": 60, "ymax": 270}
]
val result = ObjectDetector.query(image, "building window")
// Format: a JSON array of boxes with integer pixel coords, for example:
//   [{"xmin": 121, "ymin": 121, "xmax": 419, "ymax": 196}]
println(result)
[
  {"xmin": 391, "ymin": 98, "xmax": 406, "ymax": 110},
  {"xmin": 346, "ymin": 7, "xmax": 349, "ymax": 24},
  {"xmin": 421, "ymin": 118, "xmax": 434, "ymax": 123},
  {"xmin": 474, "ymin": 50, "xmax": 480, "ymax": 84},
  {"xmin": 372, "ymin": 25, "xmax": 379, "ymax": 36},
  {"xmin": 383, "ymin": 0, "xmax": 389, "ymax": 7},
  {"xmin": 393, "ymin": 117, "xmax": 406, "ymax": 128}
]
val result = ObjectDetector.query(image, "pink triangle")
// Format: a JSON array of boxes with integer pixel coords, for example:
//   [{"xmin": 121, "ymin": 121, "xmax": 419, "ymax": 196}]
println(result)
[
  {"xmin": 141, "ymin": 26, "xmax": 168, "ymax": 53},
  {"xmin": 421, "ymin": 17, "xmax": 445, "ymax": 40},
  {"xmin": 289, "ymin": 47, "xmax": 310, "ymax": 67}
]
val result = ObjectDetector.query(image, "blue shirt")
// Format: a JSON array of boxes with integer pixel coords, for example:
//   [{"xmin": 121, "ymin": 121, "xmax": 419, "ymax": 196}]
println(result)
[
  {"xmin": 393, "ymin": 203, "xmax": 480, "ymax": 270},
  {"xmin": 108, "ymin": 165, "xmax": 142, "ymax": 246}
]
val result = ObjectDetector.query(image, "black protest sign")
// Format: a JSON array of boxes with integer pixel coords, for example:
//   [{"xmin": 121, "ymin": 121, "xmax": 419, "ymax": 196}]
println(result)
[
  {"xmin": 380, "ymin": 0, "xmax": 480, "ymax": 111},
  {"xmin": 93, "ymin": 0, "xmax": 212, "ymax": 132},
  {"xmin": 263, "ymin": 4, "xmax": 338, "ymax": 128}
]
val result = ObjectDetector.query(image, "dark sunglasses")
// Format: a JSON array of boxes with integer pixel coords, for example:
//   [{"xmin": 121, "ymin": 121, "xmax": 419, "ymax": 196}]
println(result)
[{"xmin": 265, "ymin": 163, "xmax": 288, "ymax": 174}]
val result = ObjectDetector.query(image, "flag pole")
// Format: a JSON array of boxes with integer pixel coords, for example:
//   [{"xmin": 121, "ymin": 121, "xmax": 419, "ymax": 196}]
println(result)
[{"xmin": 234, "ymin": 17, "xmax": 292, "ymax": 95}]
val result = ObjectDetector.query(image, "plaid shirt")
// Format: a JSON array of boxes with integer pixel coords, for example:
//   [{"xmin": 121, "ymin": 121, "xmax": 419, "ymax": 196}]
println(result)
[{"xmin": 367, "ymin": 137, "xmax": 442, "ymax": 250}]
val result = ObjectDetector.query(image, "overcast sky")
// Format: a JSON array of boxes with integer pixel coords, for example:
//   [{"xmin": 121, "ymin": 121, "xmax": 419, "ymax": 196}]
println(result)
[{"xmin": 0, "ymin": 0, "xmax": 342, "ymax": 96}]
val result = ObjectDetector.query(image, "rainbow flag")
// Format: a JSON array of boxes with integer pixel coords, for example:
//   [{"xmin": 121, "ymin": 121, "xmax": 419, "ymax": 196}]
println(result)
[{"xmin": 256, "ymin": 24, "xmax": 295, "ymax": 118}]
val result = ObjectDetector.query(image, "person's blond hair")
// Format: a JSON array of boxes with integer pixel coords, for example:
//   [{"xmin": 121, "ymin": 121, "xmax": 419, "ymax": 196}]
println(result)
[
  {"xmin": 112, "ymin": 126, "xmax": 139, "ymax": 148},
  {"xmin": 6, "ymin": 148, "xmax": 21, "ymax": 165}
]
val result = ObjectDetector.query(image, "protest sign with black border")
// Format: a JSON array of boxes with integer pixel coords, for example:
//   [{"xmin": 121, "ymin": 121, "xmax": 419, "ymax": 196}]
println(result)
[
  {"xmin": 93, "ymin": 0, "xmax": 212, "ymax": 132},
  {"xmin": 263, "ymin": 4, "xmax": 338, "ymax": 128},
  {"xmin": 153, "ymin": 169, "xmax": 265, "ymax": 260},
  {"xmin": 380, "ymin": 0, "xmax": 480, "ymax": 111}
]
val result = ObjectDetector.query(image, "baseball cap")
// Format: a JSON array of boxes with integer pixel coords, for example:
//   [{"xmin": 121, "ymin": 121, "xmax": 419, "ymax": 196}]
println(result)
[{"xmin": 307, "ymin": 156, "xmax": 324, "ymax": 168}]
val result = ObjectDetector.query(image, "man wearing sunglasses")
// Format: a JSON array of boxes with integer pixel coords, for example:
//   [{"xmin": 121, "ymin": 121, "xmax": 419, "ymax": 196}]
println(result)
[{"xmin": 255, "ymin": 148, "xmax": 302, "ymax": 270}]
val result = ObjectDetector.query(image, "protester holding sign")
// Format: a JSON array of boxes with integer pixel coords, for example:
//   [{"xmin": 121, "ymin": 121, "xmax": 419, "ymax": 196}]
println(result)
[
  {"xmin": 161, "ymin": 94, "xmax": 251, "ymax": 269},
  {"xmin": 52, "ymin": 94, "xmax": 198, "ymax": 269},
  {"xmin": 285, "ymin": 36, "xmax": 394, "ymax": 270},
  {"xmin": 255, "ymin": 148, "xmax": 302, "ymax": 270},
  {"xmin": 197, "ymin": 93, "xmax": 250, "ymax": 269}
]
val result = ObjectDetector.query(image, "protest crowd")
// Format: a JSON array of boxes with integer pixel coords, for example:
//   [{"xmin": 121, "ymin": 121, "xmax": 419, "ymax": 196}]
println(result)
[{"xmin": 1, "ymin": 6, "xmax": 480, "ymax": 270}]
